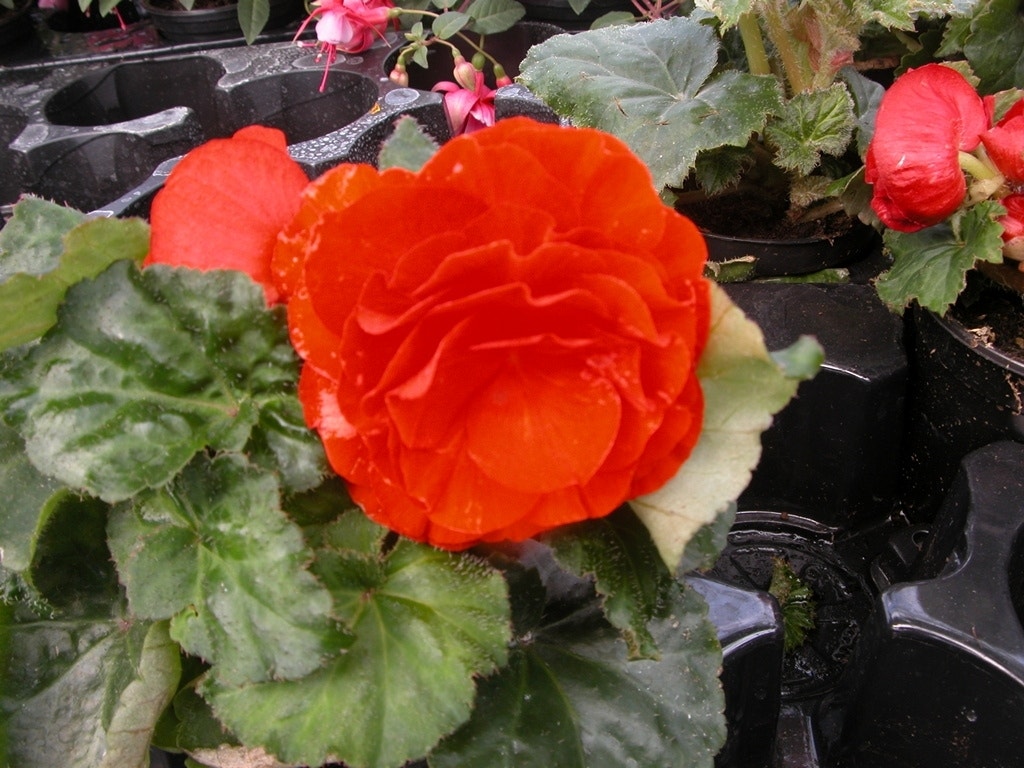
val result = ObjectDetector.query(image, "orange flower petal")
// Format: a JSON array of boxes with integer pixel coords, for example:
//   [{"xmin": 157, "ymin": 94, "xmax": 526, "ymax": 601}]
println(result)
[{"xmin": 147, "ymin": 126, "xmax": 309, "ymax": 304}]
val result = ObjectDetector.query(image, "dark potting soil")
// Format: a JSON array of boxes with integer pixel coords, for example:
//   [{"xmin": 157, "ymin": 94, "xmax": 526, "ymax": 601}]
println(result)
[
  {"xmin": 954, "ymin": 266, "xmax": 1024, "ymax": 367},
  {"xmin": 676, "ymin": 189, "xmax": 858, "ymax": 242}
]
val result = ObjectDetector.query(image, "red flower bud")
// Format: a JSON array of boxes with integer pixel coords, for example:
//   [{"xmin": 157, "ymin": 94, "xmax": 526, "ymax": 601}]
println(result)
[{"xmin": 865, "ymin": 64, "xmax": 989, "ymax": 232}]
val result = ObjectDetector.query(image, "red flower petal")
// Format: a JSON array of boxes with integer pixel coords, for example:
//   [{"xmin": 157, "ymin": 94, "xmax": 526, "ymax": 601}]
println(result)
[
  {"xmin": 865, "ymin": 64, "xmax": 989, "ymax": 232},
  {"xmin": 981, "ymin": 98, "xmax": 1024, "ymax": 183},
  {"xmin": 146, "ymin": 126, "xmax": 309, "ymax": 304}
]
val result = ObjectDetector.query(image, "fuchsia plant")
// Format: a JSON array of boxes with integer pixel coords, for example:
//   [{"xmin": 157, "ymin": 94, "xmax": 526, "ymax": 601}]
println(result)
[
  {"xmin": 431, "ymin": 54, "xmax": 511, "ymax": 135},
  {"xmin": 866, "ymin": 64, "xmax": 1024, "ymax": 312},
  {"xmin": 295, "ymin": 0, "xmax": 396, "ymax": 91}
]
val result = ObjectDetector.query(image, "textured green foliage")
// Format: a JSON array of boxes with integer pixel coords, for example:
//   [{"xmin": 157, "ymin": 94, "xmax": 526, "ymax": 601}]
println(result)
[
  {"xmin": 108, "ymin": 453, "xmax": 350, "ymax": 687},
  {"xmin": 519, "ymin": 16, "xmax": 782, "ymax": 190},
  {"xmin": 544, "ymin": 508, "xmax": 675, "ymax": 660},
  {"xmin": 962, "ymin": 0, "xmax": 1024, "ymax": 93},
  {"xmin": 1, "ymin": 615, "xmax": 180, "ymax": 768},
  {"xmin": 0, "ymin": 260, "xmax": 323, "ymax": 502},
  {"xmin": 769, "ymin": 557, "xmax": 816, "ymax": 652},
  {"xmin": 0, "ymin": 199, "xmax": 148, "ymax": 351},
  {"xmin": 0, "ymin": 489, "xmax": 180, "ymax": 768},
  {"xmin": 237, "ymin": 0, "xmax": 270, "ymax": 43},
  {"xmin": 766, "ymin": 85, "xmax": 856, "ymax": 176},
  {"xmin": 203, "ymin": 512, "xmax": 512, "ymax": 768},
  {"xmin": 379, "ymin": 116, "xmax": 442, "ymax": 172},
  {"xmin": 876, "ymin": 201, "xmax": 1007, "ymax": 312},
  {"xmin": 464, "ymin": 0, "xmax": 525, "ymax": 33},
  {"xmin": 428, "ymin": 579, "xmax": 725, "ymax": 768}
]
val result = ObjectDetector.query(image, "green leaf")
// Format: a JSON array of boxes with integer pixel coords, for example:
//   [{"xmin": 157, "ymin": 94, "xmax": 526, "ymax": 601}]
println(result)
[
  {"xmin": 99, "ymin": 621, "xmax": 183, "ymax": 768},
  {"xmin": 432, "ymin": 9, "xmax": 470, "ymax": 36},
  {"xmin": 236, "ymin": 0, "xmax": 269, "ymax": 43},
  {"xmin": 0, "ymin": 215, "xmax": 150, "ymax": 352},
  {"xmin": 840, "ymin": 66, "xmax": 884, "ymax": 157},
  {"xmin": 1, "ymin": 604, "xmax": 179, "ymax": 768},
  {"xmin": 379, "ymin": 116, "xmax": 442, "ymax": 172},
  {"xmin": 631, "ymin": 283, "xmax": 820, "ymax": 570},
  {"xmin": 771, "ymin": 333, "xmax": 827, "ymax": 379},
  {"xmin": 693, "ymin": 145, "xmax": 755, "ymax": 195},
  {"xmin": 0, "ymin": 421, "xmax": 64, "ymax": 573},
  {"xmin": 765, "ymin": 84, "xmax": 856, "ymax": 176},
  {"xmin": 203, "ymin": 516, "xmax": 511, "ymax": 768},
  {"xmin": 675, "ymin": 502, "xmax": 736, "ymax": 573},
  {"xmin": 963, "ymin": 0, "xmax": 1024, "ymax": 93},
  {"xmin": 428, "ymin": 580, "xmax": 725, "ymax": 768},
  {"xmin": 875, "ymin": 201, "xmax": 1008, "ymax": 313},
  {"xmin": 543, "ymin": 508, "xmax": 674, "ymax": 660},
  {"xmin": 590, "ymin": 10, "xmax": 635, "ymax": 27},
  {"xmin": 694, "ymin": 0, "xmax": 755, "ymax": 29},
  {"xmin": 768, "ymin": 557, "xmax": 816, "ymax": 653},
  {"xmin": 464, "ymin": 0, "xmax": 525, "ymax": 33},
  {"xmin": 0, "ymin": 196, "xmax": 85, "ymax": 279},
  {"xmin": 861, "ymin": 0, "xmax": 956, "ymax": 31},
  {"xmin": 107, "ymin": 453, "xmax": 350, "ymax": 687},
  {"xmin": 0, "ymin": 261, "xmax": 309, "ymax": 502},
  {"xmin": 519, "ymin": 17, "xmax": 782, "ymax": 190}
]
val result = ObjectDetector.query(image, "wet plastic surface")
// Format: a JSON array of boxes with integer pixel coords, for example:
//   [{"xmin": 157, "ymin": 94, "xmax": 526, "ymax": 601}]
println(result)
[
  {"xmin": 0, "ymin": 22, "xmax": 561, "ymax": 220},
  {"xmin": 724, "ymin": 283, "xmax": 909, "ymax": 529},
  {"xmin": 831, "ymin": 442, "xmax": 1024, "ymax": 768}
]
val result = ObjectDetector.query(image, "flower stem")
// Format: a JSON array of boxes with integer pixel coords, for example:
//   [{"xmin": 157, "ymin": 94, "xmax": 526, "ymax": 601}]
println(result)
[
  {"xmin": 737, "ymin": 13, "xmax": 771, "ymax": 77},
  {"xmin": 959, "ymin": 151, "xmax": 1000, "ymax": 181}
]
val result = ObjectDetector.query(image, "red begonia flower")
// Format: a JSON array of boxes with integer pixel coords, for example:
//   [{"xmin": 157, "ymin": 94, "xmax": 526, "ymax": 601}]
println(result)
[
  {"xmin": 981, "ymin": 98, "xmax": 1024, "ymax": 183},
  {"xmin": 865, "ymin": 64, "xmax": 989, "ymax": 232},
  {"xmin": 999, "ymin": 193, "xmax": 1024, "ymax": 264},
  {"xmin": 146, "ymin": 126, "xmax": 309, "ymax": 304},
  {"xmin": 276, "ymin": 118, "xmax": 711, "ymax": 549}
]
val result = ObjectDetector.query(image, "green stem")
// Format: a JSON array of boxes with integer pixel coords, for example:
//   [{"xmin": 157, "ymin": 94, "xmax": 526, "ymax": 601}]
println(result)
[
  {"xmin": 959, "ymin": 150, "xmax": 1000, "ymax": 181},
  {"xmin": 760, "ymin": 1, "xmax": 808, "ymax": 93},
  {"xmin": 737, "ymin": 13, "xmax": 771, "ymax": 77}
]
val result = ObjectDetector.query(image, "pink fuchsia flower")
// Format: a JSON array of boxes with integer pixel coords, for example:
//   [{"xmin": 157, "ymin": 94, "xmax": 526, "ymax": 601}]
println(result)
[
  {"xmin": 981, "ymin": 97, "xmax": 1024, "ymax": 184},
  {"xmin": 865, "ymin": 64, "xmax": 990, "ymax": 232},
  {"xmin": 433, "ymin": 60, "xmax": 511, "ymax": 136},
  {"xmin": 999, "ymin": 193, "xmax": 1024, "ymax": 265},
  {"xmin": 295, "ymin": 0, "xmax": 394, "ymax": 91}
]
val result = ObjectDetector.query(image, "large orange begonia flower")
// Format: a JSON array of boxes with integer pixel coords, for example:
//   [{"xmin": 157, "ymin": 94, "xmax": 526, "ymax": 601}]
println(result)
[{"xmin": 274, "ymin": 118, "xmax": 711, "ymax": 548}]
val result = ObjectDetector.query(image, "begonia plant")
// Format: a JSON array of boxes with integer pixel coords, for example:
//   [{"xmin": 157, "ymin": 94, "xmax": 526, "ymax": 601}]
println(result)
[
  {"xmin": 865, "ymin": 62, "xmax": 1024, "ymax": 312},
  {"xmin": 0, "ymin": 117, "xmax": 820, "ymax": 768},
  {"xmin": 517, "ymin": 0, "xmax": 959, "ymax": 231}
]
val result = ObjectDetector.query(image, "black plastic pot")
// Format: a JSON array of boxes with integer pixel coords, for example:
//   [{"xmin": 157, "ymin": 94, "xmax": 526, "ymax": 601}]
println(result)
[
  {"xmin": 702, "ymin": 222, "xmax": 881, "ymax": 281},
  {"xmin": 689, "ymin": 576, "xmax": 784, "ymax": 768},
  {"xmin": 140, "ymin": 0, "xmax": 302, "ymax": 42},
  {"xmin": 724, "ymin": 282, "xmax": 908, "ymax": 529},
  {"xmin": 830, "ymin": 441, "xmax": 1024, "ymax": 768},
  {"xmin": 901, "ymin": 296, "xmax": 1024, "ymax": 521}
]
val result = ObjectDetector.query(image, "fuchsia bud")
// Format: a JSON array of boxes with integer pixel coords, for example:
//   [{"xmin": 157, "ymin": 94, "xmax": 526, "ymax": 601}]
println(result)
[
  {"xmin": 452, "ymin": 55, "xmax": 477, "ymax": 92},
  {"xmin": 494, "ymin": 64, "xmax": 511, "ymax": 88},
  {"xmin": 389, "ymin": 64, "xmax": 409, "ymax": 87}
]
